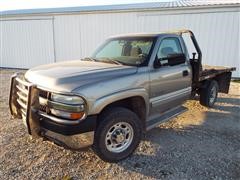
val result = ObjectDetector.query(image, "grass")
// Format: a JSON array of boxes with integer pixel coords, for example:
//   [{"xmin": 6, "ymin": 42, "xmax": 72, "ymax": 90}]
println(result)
[{"xmin": 232, "ymin": 79, "xmax": 240, "ymax": 83}]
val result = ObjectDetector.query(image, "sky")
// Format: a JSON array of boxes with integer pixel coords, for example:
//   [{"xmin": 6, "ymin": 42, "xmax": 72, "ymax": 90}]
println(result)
[{"xmin": 0, "ymin": 0, "xmax": 174, "ymax": 11}]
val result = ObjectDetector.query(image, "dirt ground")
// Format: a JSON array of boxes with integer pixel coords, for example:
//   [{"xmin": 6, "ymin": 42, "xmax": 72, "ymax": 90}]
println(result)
[{"xmin": 0, "ymin": 69, "xmax": 240, "ymax": 180}]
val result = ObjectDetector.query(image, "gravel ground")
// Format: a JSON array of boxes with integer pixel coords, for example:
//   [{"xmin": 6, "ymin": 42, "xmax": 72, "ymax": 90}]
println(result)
[{"xmin": 0, "ymin": 68, "xmax": 240, "ymax": 180}]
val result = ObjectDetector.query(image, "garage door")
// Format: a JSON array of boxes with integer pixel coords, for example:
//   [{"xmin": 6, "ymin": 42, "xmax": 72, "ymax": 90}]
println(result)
[{"xmin": 0, "ymin": 19, "xmax": 55, "ymax": 69}]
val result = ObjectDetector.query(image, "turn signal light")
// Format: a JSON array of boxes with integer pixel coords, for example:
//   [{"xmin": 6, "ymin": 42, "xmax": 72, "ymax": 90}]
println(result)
[
  {"xmin": 50, "ymin": 109, "xmax": 85, "ymax": 120},
  {"xmin": 70, "ymin": 112, "xmax": 84, "ymax": 120}
]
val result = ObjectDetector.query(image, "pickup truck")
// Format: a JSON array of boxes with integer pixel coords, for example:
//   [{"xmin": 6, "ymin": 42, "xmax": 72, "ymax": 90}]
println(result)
[{"xmin": 9, "ymin": 30, "xmax": 235, "ymax": 162}]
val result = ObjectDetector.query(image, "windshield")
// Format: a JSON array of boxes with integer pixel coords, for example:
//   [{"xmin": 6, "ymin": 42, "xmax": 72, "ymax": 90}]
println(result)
[{"xmin": 92, "ymin": 37, "xmax": 155, "ymax": 66}]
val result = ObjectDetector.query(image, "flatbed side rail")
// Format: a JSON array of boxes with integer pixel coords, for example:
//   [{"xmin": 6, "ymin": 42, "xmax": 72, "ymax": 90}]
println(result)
[{"xmin": 199, "ymin": 67, "xmax": 236, "ymax": 81}]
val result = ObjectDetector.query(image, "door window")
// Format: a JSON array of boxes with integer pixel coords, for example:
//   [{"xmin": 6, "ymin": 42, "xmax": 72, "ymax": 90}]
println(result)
[
  {"xmin": 156, "ymin": 38, "xmax": 184, "ymax": 66},
  {"xmin": 157, "ymin": 38, "xmax": 183, "ymax": 58}
]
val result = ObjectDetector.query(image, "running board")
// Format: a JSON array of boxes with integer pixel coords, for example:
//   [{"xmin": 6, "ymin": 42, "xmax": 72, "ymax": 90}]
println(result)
[{"xmin": 146, "ymin": 106, "xmax": 188, "ymax": 131}]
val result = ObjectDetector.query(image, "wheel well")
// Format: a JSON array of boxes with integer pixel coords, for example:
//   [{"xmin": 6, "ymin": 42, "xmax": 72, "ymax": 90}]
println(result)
[{"xmin": 98, "ymin": 96, "xmax": 146, "ymax": 128}]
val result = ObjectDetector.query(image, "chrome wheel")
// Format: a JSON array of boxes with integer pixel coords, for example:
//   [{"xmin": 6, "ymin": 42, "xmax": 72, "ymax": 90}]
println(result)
[
  {"xmin": 209, "ymin": 86, "xmax": 217, "ymax": 104},
  {"xmin": 105, "ymin": 122, "xmax": 134, "ymax": 153}
]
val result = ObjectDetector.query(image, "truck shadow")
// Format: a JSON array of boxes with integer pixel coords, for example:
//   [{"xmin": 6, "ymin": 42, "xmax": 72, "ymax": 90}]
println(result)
[
  {"xmin": 117, "ymin": 97, "xmax": 240, "ymax": 179},
  {"xmin": 217, "ymin": 96, "xmax": 240, "ymax": 105}
]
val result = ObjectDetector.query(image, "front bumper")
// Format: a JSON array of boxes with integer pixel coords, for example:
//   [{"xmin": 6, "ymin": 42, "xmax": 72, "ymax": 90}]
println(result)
[
  {"xmin": 9, "ymin": 73, "xmax": 96, "ymax": 136},
  {"xmin": 40, "ymin": 114, "xmax": 96, "ymax": 135}
]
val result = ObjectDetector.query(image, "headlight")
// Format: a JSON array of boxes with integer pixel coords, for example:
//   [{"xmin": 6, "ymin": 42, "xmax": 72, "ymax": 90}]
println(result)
[
  {"xmin": 50, "ymin": 93, "xmax": 86, "ymax": 120},
  {"xmin": 50, "ymin": 109, "xmax": 85, "ymax": 120},
  {"xmin": 51, "ymin": 93, "xmax": 84, "ymax": 105}
]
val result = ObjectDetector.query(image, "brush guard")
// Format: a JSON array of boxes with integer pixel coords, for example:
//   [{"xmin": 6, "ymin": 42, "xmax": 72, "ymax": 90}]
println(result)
[{"xmin": 9, "ymin": 73, "xmax": 41, "ymax": 137}]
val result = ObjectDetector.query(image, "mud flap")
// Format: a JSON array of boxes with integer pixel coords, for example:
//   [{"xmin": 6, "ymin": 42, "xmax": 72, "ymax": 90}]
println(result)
[{"xmin": 215, "ymin": 72, "xmax": 232, "ymax": 93}]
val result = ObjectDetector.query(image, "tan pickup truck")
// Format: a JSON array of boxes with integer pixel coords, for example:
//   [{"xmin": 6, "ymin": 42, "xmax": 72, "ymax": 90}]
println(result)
[{"xmin": 9, "ymin": 30, "xmax": 235, "ymax": 162}]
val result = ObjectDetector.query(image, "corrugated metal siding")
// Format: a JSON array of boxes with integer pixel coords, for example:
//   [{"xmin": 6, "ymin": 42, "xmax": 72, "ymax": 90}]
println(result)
[
  {"xmin": 54, "ymin": 13, "xmax": 140, "ymax": 61},
  {"xmin": 138, "ymin": 11, "xmax": 240, "ymax": 77},
  {"xmin": 53, "ymin": 9, "xmax": 239, "ymax": 77},
  {"xmin": 0, "ymin": 19, "xmax": 55, "ymax": 68},
  {"xmin": 1, "ymin": 6, "xmax": 239, "ymax": 77}
]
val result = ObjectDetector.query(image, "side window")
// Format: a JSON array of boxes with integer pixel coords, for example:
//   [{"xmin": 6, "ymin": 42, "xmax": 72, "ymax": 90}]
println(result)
[{"xmin": 157, "ymin": 38, "xmax": 183, "ymax": 59}]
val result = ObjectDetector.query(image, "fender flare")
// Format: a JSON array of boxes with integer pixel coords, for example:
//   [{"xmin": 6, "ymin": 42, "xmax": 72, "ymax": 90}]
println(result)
[{"xmin": 89, "ymin": 88, "xmax": 149, "ymax": 116}]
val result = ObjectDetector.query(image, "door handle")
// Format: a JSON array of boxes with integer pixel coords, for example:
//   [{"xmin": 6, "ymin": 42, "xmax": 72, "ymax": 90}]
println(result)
[{"xmin": 182, "ymin": 70, "xmax": 189, "ymax": 77}]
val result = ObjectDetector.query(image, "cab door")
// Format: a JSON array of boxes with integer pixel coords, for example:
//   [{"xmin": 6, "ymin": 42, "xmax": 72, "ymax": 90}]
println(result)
[{"xmin": 149, "ymin": 36, "xmax": 192, "ymax": 116}]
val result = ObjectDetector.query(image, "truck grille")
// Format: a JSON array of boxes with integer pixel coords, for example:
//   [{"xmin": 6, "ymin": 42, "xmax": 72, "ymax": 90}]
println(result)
[
  {"xmin": 39, "ymin": 104, "xmax": 47, "ymax": 112},
  {"xmin": 39, "ymin": 90, "xmax": 48, "ymax": 99},
  {"xmin": 39, "ymin": 90, "xmax": 49, "ymax": 113}
]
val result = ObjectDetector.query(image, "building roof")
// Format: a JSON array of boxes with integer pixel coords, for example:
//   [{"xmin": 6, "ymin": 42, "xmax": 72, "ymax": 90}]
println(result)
[{"xmin": 1, "ymin": 0, "xmax": 240, "ymax": 16}]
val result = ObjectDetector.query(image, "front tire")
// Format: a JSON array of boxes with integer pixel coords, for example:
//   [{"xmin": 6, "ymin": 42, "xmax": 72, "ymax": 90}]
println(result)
[
  {"xmin": 92, "ymin": 107, "xmax": 142, "ymax": 162},
  {"xmin": 200, "ymin": 80, "xmax": 219, "ymax": 107}
]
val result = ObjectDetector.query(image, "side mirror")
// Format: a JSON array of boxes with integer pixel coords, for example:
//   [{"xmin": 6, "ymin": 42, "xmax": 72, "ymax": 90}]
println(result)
[
  {"xmin": 154, "ymin": 53, "xmax": 186, "ymax": 68},
  {"xmin": 167, "ymin": 53, "xmax": 186, "ymax": 66},
  {"xmin": 153, "ymin": 57, "xmax": 161, "ymax": 68},
  {"xmin": 157, "ymin": 53, "xmax": 186, "ymax": 66}
]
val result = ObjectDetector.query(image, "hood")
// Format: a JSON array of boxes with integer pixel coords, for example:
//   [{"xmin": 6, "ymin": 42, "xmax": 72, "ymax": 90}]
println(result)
[{"xmin": 25, "ymin": 60, "xmax": 137, "ymax": 92}]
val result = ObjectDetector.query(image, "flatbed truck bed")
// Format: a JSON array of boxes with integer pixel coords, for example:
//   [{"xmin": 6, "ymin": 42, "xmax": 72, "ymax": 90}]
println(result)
[
  {"xmin": 200, "ymin": 65, "xmax": 236, "ymax": 81},
  {"xmin": 191, "ymin": 65, "xmax": 236, "ymax": 95}
]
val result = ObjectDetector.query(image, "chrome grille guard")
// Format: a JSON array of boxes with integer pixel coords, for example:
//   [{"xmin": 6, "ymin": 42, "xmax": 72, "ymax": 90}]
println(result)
[{"xmin": 9, "ymin": 73, "xmax": 40, "ymax": 137}]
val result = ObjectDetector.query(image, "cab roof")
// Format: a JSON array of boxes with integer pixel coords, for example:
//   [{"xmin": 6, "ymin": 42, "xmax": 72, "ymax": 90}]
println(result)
[{"xmin": 109, "ymin": 29, "xmax": 191, "ymax": 38}]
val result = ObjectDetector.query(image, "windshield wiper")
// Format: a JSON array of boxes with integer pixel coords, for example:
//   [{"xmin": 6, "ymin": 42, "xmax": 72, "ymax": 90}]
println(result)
[
  {"xmin": 82, "ymin": 57, "xmax": 98, "ymax": 62},
  {"xmin": 100, "ymin": 58, "xmax": 123, "ymax": 65},
  {"xmin": 82, "ymin": 57, "xmax": 123, "ymax": 65}
]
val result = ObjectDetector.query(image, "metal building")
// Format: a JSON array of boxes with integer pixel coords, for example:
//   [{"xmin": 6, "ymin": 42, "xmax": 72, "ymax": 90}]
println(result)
[{"xmin": 1, "ymin": 0, "xmax": 239, "ymax": 77}]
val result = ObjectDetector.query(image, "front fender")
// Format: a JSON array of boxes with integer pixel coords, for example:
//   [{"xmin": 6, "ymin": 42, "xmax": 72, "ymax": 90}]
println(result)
[{"xmin": 89, "ymin": 88, "xmax": 149, "ymax": 116}]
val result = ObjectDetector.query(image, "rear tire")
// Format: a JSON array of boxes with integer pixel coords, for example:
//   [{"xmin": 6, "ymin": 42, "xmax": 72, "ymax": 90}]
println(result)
[
  {"xmin": 92, "ymin": 107, "xmax": 142, "ymax": 162},
  {"xmin": 200, "ymin": 80, "xmax": 219, "ymax": 107}
]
